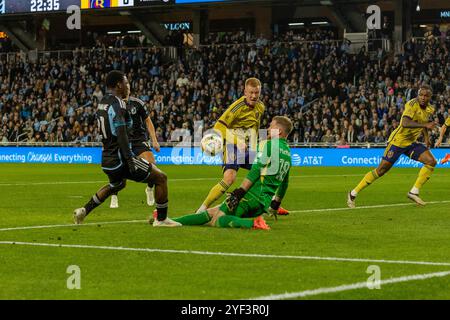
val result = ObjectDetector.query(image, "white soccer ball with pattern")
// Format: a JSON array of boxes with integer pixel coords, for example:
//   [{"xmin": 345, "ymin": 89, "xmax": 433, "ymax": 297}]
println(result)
[{"xmin": 201, "ymin": 133, "xmax": 223, "ymax": 156}]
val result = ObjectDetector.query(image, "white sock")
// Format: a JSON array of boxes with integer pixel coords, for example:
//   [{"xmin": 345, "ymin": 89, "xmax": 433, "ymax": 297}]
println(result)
[
  {"xmin": 410, "ymin": 186, "xmax": 420, "ymax": 195},
  {"xmin": 196, "ymin": 204, "xmax": 207, "ymax": 214},
  {"xmin": 350, "ymin": 190, "xmax": 358, "ymax": 197}
]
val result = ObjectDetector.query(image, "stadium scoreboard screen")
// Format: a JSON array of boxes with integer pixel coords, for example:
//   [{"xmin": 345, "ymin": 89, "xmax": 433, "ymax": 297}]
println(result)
[
  {"xmin": 0, "ymin": 0, "xmax": 244, "ymax": 15},
  {"xmin": 0, "ymin": 0, "xmax": 174, "ymax": 14}
]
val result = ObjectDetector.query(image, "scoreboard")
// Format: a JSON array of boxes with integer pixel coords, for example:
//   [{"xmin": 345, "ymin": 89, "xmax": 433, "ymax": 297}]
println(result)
[
  {"xmin": 0, "ymin": 0, "xmax": 244, "ymax": 14},
  {"xmin": 0, "ymin": 0, "xmax": 174, "ymax": 14}
]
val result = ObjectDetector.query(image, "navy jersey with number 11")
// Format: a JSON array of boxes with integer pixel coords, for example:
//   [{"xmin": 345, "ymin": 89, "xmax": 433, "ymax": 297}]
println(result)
[{"xmin": 96, "ymin": 94, "xmax": 133, "ymax": 170}]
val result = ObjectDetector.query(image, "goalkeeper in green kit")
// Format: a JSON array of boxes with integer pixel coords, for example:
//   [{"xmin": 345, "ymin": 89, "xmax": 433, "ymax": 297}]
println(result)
[{"xmin": 170, "ymin": 116, "xmax": 293, "ymax": 230}]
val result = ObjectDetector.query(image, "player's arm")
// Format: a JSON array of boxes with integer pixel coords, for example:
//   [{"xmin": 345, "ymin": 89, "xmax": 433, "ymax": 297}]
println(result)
[
  {"xmin": 249, "ymin": 105, "xmax": 263, "ymax": 150},
  {"xmin": 435, "ymin": 122, "xmax": 448, "ymax": 147},
  {"xmin": 267, "ymin": 172, "xmax": 290, "ymax": 219},
  {"xmin": 423, "ymin": 127, "xmax": 431, "ymax": 148},
  {"xmin": 145, "ymin": 116, "xmax": 160, "ymax": 152},
  {"xmin": 213, "ymin": 106, "xmax": 236, "ymax": 144},
  {"xmin": 274, "ymin": 172, "xmax": 290, "ymax": 202},
  {"xmin": 402, "ymin": 116, "xmax": 435, "ymax": 129},
  {"xmin": 113, "ymin": 106, "xmax": 133, "ymax": 161}
]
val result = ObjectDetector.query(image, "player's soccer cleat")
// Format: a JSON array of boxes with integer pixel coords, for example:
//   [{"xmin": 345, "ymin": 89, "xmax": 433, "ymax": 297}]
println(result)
[
  {"xmin": 441, "ymin": 153, "xmax": 450, "ymax": 165},
  {"xmin": 73, "ymin": 207, "xmax": 86, "ymax": 225},
  {"xmin": 153, "ymin": 217, "xmax": 182, "ymax": 227},
  {"xmin": 145, "ymin": 186, "xmax": 155, "ymax": 206},
  {"xmin": 347, "ymin": 192, "xmax": 356, "ymax": 208},
  {"xmin": 407, "ymin": 192, "xmax": 426, "ymax": 206},
  {"xmin": 277, "ymin": 206, "xmax": 289, "ymax": 215},
  {"xmin": 253, "ymin": 216, "xmax": 270, "ymax": 230},
  {"xmin": 148, "ymin": 209, "xmax": 158, "ymax": 224},
  {"xmin": 110, "ymin": 195, "xmax": 119, "ymax": 208}
]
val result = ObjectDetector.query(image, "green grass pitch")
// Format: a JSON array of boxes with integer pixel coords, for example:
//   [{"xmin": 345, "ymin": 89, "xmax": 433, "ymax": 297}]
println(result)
[{"xmin": 1, "ymin": 163, "xmax": 450, "ymax": 299}]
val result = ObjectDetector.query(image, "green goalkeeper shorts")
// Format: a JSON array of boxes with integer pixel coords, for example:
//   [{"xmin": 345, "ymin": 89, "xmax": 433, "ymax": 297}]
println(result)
[{"xmin": 219, "ymin": 192, "xmax": 266, "ymax": 218}]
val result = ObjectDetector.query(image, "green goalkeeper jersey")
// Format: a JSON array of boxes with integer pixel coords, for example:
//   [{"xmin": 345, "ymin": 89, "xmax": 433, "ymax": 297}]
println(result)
[{"xmin": 245, "ymin": 137, "xmax": 291, "ymax": 209}]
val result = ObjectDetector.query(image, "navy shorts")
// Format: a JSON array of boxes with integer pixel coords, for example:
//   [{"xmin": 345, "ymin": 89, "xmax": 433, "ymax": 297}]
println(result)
[
  {"xmin": 222, "ymin": 143, "xmax": 256, "ymax": 173},
  {"xmin": 131, "ymin": 140, "xmax": 152, "ymax": 157},
  {"xmin": 382, "ymin": 142, "xmax": 428, "ymax": 164},
  {"xmin": 103, "ymin": 158, "xmax": 153, "ymax": 186}
]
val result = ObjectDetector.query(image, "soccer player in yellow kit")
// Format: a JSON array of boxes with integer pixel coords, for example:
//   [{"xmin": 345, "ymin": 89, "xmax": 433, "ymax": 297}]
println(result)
[
  {"xmin": 434, "ymin": 116, "xmax": 450, "ymax": 164},
  {"xmin": 348, "ymin": 85, "xmax": 437, "ymax": 207},
  {"xmin": 196, "ymin": 78, "xmax": 265, "ymax": 213}
]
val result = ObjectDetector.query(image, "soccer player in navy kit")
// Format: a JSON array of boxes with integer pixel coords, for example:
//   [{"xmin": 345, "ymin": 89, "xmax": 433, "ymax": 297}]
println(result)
[
  {"xmin": 73, "ymin": 70, "xmax": 179, "ymax": 227},
  {"xmin": 109, "ymin": 93, "xmax": 160, "ymax": 209}
]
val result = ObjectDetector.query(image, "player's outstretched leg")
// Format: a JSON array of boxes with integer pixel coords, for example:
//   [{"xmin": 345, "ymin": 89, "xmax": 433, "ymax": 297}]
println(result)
[
  {"xmin": 441, "ymin": 153, "xmax": 450, "ymax": 165},
  {"xmin": 171, "ymin": 211, "xmax": 212, "ymax": 225},
  {"xmin": 348, "ymin": 161, "xmax": 392, "ymax": 208},
  {"xmin": 196, "ymin": 169, "xmax": 236, "ymax": 213},
  {"xmin": 215, "ymin": 215, "xmax": 270, "ymax": 230},
  {"xmin": 74, "ymin": 180, "xmax": 126, "ymax": 224},
  {"xmin": 146, "ymin": 166, "xmax": 180, "ymax": 227},
  {"xmin": 408, "ymin": 151, "xmax": 437, "ymax": 205}
]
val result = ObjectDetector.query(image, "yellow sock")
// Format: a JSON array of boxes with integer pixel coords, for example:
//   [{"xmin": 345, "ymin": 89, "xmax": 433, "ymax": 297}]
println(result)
[
  {"xmin": 353, "ymin": 169, "xmax": 380, "ymax": 194},
  {"xmin": 413, "ymin": 165, "xmax": 434, "ymax": 191},
  {"xmin": 202, "ymin": 180, "xmax": 230, "ymax": 208}
]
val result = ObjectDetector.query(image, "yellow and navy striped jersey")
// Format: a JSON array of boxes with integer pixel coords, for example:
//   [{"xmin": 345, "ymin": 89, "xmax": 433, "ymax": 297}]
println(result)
[
  {"xmin": 388, "ymin": 98, "xmax": 434, "ymax": 148},
  {"xmin": 214, "ymin": 96, "xmax": 265, "ymax": 149}
]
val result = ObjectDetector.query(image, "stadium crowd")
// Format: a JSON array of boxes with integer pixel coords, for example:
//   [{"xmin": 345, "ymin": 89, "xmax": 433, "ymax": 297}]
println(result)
[{"xmin": 0, "ymin": 28, "xmax": 449, "ymax": 146}]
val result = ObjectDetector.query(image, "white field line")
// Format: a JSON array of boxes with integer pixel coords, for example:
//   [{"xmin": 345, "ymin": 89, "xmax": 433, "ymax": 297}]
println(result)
[
  {"xmin": 1, "ymin": 200, "xmax": 449, "ymax": 233},
  {"xmin": 249, "ymin": 270, "xmax": 450, "ymax": 300},
  {"xmin": 0, "ymin": 220, "xmax": 147, "ymax": 232},
  {"xmin": 1, "ymin": 241, "xmax": 450, "ymax": 268},
  {"xmin": 2, "ymin": 172, "xmax": 448, "ymax": 187},
  {"xmin": 290, "ymin": 200, "xmax": 450, "ymax": 214}
]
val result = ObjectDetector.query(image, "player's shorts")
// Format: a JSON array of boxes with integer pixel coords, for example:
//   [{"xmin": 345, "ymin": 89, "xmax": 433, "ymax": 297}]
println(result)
[
  {"xmin": 131, "ymin": 140, "xmax": 153, "ymax": 157},
  {"xmin": 382, "ymin": 142, "xmax": 428, "ymax": 164},
  {"xmin": 219, "ymin": 192, "xmax": 266, "ymax": 218},
  {"xmin": 222, "ymin": 143, "xmax": 256, "ymax": 173},
  {"xmin": 102, "ymin": 158, "xmax": 153, "ymax": 186}
]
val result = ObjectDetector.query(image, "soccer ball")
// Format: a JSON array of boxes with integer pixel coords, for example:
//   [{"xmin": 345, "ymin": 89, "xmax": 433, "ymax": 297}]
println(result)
[{"xmin": 201, "ymin": 133, "xmax": 223, "ymax": 156}]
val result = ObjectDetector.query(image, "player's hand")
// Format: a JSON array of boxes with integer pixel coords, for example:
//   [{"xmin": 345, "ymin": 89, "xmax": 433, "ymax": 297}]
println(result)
[
  {"xmin": 425, "ymin": 122, "xmax": 436, "ymax": 130},
  {"xmin": 153, "ymin": 141, "xmax": 161, "ymax": 152},
  {"xmin": 225, "ymin": 188, "xmax": 246, "ymax": 212},
  {"xmin": 237, "ymin": 140, "xmax": 246, "ymax": 152},
  {"xmin": 435, "ymin": 139, "xmax": 443, "ymax": 148},
  {"xmin": 267, "ymin": 200, "xmax": 281, "ymax": 221}
]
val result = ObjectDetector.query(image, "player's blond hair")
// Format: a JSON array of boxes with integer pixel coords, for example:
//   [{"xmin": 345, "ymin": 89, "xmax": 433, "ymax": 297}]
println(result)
[
  {"xmin": 273, "ymin": 116, "xmax": 293, "ymax": 136},
  {"xmin": 245, "ymin": 78, "xmax": 261, "ymax": 88}
]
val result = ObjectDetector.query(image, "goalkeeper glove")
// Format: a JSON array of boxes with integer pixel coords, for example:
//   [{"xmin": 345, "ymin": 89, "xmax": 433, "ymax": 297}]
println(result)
[
  {"xmin": 225, "ymin": 187, "xmax": 246, "ymax": 212},
  {"xmin": 267, "ymin": 200, "xmax": 281, "ymax": 221}
]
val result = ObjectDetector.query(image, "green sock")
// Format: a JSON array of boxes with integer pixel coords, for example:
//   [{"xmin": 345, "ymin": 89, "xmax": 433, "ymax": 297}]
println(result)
[
  {"xmin": 216, "ymin": 215, "xmax": 254, "ymax": 229},
  {"xmin": 172, "ymin": 211, "xmax": 211, "ymax": 225}
]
